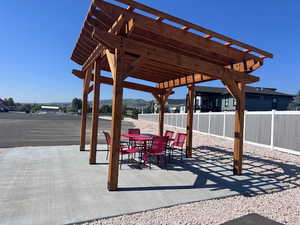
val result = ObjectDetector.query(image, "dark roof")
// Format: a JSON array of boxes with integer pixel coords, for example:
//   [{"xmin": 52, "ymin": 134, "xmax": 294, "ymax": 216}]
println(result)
[{"xmin": 195, "ymin": 86, "xmax": 293, "ymax": 97}]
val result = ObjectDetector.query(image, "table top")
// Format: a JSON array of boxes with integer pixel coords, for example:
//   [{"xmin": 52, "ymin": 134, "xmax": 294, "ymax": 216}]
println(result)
[{"xmin": 121, "ymin": 133, "xmax": 158, "ymax": 141}]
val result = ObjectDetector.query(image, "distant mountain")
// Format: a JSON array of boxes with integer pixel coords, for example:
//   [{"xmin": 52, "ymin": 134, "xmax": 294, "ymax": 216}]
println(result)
[{"xmin": 24, "ymin": 98, "xmax": 186, "ymax": 109}]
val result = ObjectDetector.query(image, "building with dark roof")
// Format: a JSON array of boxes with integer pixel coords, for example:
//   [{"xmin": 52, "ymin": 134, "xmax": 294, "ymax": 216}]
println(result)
[{"xmin": 193, "ymin": 86, "xmax": 293, "ymax": 112}]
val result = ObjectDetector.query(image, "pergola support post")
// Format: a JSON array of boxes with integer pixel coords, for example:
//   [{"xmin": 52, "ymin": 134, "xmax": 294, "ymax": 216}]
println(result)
[
  {"xmin": 79, "ymin": 68, "xmax": 92, "ymax": 151},
  {"xmin": 107, "ymin": 48, "xmax": 126, "ymax": 191},
  {"xmin": 153, "ymin": 89, "xmax": 173, "ymax": 136},
  {"xmin": 233, "ymin": 82, "xmax": 245, "ymax": 175},
  {"xmin": 158, "ymin": 101, "xmax": 165, "ymax": 136},
  {"xmin": 186, "ymin": 84, "xmax": 195, "ymax": 158},
  {"xmin": 89, "ymin": 59, "xmax": 101, "ymax": 164}
]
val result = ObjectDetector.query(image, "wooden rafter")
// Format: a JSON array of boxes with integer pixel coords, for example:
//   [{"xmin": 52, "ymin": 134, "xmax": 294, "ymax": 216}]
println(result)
[
  {"xmin": 72, "ymin": 69, "xmax": 166, "ymax": 95},
  {"xmin": 158, "ymin": 74, "xmax": 216, "ymax": 89},
  {"xmin": 113, "ymin": 0, "xmax": 273, "ymax": 58},
  {"xmin": 92, "ymin": 29, "xmax": 260, "ymax": 84}
]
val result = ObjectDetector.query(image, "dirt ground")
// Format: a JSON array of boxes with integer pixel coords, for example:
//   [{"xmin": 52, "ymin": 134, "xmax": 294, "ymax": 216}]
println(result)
[{"xmin": 0, "ymin": 112, "xmax": 134, "ymax": 148}]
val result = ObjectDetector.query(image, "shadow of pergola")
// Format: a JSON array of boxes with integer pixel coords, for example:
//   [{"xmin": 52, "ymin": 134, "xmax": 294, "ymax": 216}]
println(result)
[{"xmin": 118, "ymin": 146, "xmax": 300, "ymax": 197}]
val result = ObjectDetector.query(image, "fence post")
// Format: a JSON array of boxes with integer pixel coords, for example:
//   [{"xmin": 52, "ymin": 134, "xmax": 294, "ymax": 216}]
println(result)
[
  {"xmin": 223, "ymin": 112, "xmax": 226, "ymax": 138},
  {"xmin": 243, "ymin": 110, "xmax": 247, "ymax": 142},
  {"xmin": 208, "ymin": 111, "xmax": 211, "ymax": 135},
  {"xmin": 270, "ymin": 110, "xmax": 275, "ymax": 150}
]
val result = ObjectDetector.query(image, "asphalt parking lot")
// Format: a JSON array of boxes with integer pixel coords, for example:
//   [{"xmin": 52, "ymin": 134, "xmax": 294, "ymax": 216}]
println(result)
[{"xmin": 0, "ymin": 112, "xmax": 134, "ymax": 148}]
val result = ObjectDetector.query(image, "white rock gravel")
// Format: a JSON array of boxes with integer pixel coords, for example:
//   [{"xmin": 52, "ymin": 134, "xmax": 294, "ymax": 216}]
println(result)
[{"xmin": 77, "ymin": 119, "xmax": 300, "ymax": 225}]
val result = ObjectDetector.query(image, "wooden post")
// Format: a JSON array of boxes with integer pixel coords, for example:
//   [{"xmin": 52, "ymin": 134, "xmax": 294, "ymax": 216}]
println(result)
[
  {"xmin": 79, "ymin": 68, "xmax": 92, "ymax": 151},
  {"xmin": 107, "ymin": 48, "xmax": 125, "ymax": 191},
  {"xmin": 158, "ymin": 100, "xmax": 165, "ymax": 136},
  {"xmin": 89, "ymin": 59, "xmax": 101, "ymax": 164},
  {"xmin": 233, "ymin": 82, "xmax": 245, "ymax": 175},
  {"xmin": 186, "ymin": 84, "xmax": 194, "ymax": 158}
]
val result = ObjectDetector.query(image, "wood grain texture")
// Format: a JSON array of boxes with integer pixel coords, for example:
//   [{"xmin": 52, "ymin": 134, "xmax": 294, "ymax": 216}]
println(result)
[
  {"xmin": 186, "ymin": 85, "xmax": 194, "ymax": 158},
  {"xmin": 89, "ymin": 60, "xmax": 101, "ymax": 164},
  {"xmin": 79, "ymin": 68, "xmax": 92, "ymax": 151}
]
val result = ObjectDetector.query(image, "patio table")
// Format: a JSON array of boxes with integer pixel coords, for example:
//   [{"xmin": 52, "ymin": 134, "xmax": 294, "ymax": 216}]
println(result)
[
  {"xmin": 121, "ymin": 133, "xmax": 158, "ymax": 141},
  {"xmin": 121, "ymin": 133, "xmax": 160, "ymax": 163}
]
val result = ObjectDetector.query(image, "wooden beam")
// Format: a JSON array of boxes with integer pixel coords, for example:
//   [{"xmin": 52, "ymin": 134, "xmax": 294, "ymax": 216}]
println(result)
[
  {"xmin": 186, "ymin": 84, "xmax": 194, "ymax": 158},
  {"xmin": 96, "ymin": 1, "xmax": 263, "ymax": 66},
  {"xmin": 158, "ymin": 101, "xmax": 165, "ymax": 137},
  {"xmin": 72, "ymin": 69, "xmax": 166, "ymax": 95},
  {"xmin": 92, "ymin": 30, "xmax": 260, "ymax": 83},
  {"xmin": 125, "ymin": 56, "xmax": 144, "ymax": 75},
  {"xmin": 153, "ymin": 89, "xmax": 173, "ymax": 136},
  {"xmin": 80, "ymin": 68, "xmax": 92, "ymax": 151},
  {"xmin": 113, "ymin": 0, "xmax": 273, "ymax": 58},
  {"xmin": 127, "ymin": 18, "xmax": 264, "ymax": 67},
  {"xmin": 107, "ymin": 48, "xmax": 125, "ymax": 191},
  {"xmin": 83, "ymin": 1, "xmax": 133, "ymax": 71},
  {"xmin": 233, "ymin": 82, "xmax": 245, "ymax": 175},
  {"xmin": 89, "ymin": 60, "xmax": 101, "ymax": 164},
  {"xmin": 72, "ymin": 69, "xmax": 85, "ymax": 79},
  {"xmin": 158, "ymin": 74, "xmax": 216, "ymax": 89},
  {"xmin": 90, "ymin": 7, "xmax": 114, "ymax": 28}
]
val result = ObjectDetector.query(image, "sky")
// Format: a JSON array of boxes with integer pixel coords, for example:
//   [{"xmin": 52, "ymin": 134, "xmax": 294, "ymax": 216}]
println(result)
[{"xmin": 0, "ymin": 0, "xmax": 299, "ymax": 103}]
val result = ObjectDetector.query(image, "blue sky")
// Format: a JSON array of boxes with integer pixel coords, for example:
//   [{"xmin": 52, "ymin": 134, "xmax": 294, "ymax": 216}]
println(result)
[{"xmin": 0, "ymin": 0, "xmax": 299, "ymax": 103}]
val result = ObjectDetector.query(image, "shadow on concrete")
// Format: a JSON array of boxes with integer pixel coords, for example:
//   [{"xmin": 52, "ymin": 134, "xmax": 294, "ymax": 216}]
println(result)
[{"xmin": 118, "ymin": 145, "xmax": 300, "ymax": 197}]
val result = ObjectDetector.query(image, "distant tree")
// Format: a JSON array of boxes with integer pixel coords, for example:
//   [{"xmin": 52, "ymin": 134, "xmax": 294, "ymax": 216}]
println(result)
[
  {"xmin": 31, "ymin": 104, "xmax": 41, "ymax": 113},
  {"xmin": 21, "ymin": 104, "xmax": 32, "ymax": 113},
  {"xmin": 72, "ymin": 98, "xmax": 82, "ymax": 112},
  {"xmin": 288, "ymin": 90, "xmax": 300, "ymax": 110},
  {"xmin": 60, "ymin": 105, "xmax": 67, "ymax": 113},
  {"xmin": 100, "ymin": 105, "xmax": 112, "ymax": 114},
  {"xmin": 122, "ymin": 104, "xmax": 127, "ymax": 116},
  {"xmin": 3, "ymin": 97, "xmax": 15, "ymax": 107}
]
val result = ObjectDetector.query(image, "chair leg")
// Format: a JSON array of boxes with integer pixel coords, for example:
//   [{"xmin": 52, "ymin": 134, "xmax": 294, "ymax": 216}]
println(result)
[
  {"xmin": 120, "ymin": 154, "xmax": 123, "ymax": 169},
  {"xmin": 181, "ymin": 148, "xmax": 183, "ymax": 160},
  {"xmin": 165, "ymin": 155, "xmax": 167, "ymax": 168},
  {"xmin": 106, "ymin": 144, "xmax": 109, "ymax": 160}
]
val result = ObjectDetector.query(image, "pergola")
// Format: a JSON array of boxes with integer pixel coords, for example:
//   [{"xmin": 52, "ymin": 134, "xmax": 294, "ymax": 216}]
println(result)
[{"xmin": 70, "ymin": 0, "xmax": 273, "ymax": 191}]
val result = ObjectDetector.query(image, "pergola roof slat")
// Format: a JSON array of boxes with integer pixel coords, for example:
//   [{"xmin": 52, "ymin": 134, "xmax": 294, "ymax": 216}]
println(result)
[
  {"xmin": 71, "ymin": 0, "xmax": 272, "ymax": 86},
  {"xmin": 114, "ymin": 0, "xmax": 273, "ymax": 58}
]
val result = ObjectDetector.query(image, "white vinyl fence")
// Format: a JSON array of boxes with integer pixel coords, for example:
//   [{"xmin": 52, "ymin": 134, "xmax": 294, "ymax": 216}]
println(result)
[{"xmin": 138, "ymin": 110, "xmax": 300, "ymax": 156}]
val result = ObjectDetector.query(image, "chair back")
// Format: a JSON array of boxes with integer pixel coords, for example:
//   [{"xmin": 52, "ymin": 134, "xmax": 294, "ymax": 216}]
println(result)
[
  {"xmin": 173, "ymin": 133, "xmax": 187, "ymax": 148},
  {"xmin": 164, "ymin": 130, "xmax": 174, "ymax": 140},
  {"xmin": 128, "ymin": 128, "xmax": 140, "ymax": 135},
  {"xmin": 149, "ymin": 136, "xmax": 168, "ymax": 154},
  {"xmin": 103, "ymin": 131, "xmax": 111, "ymax": 146}
]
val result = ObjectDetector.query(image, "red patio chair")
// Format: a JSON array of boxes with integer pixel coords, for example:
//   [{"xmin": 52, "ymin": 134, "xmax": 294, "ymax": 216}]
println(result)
[
  {"xmin": 144, "ymin": 136, "xmax": 168, "ymax": 169},
  {"xmin": 103, "ymin": 131, "xmax": 111, "ymax": 160},
  {"xmin": 164, "ymin": 130, "xmax": 174, "ymax": 146},
  {"xmin": 169, "ymin": 133, "xmax": 187, "ymax": 160},
  {"xmin": 103, "ymin": 131, "xmax": 140, "ymax": 169},
  {"xmin": 128, "ymin": 128, "xmax": 143, "ymax": 148}
]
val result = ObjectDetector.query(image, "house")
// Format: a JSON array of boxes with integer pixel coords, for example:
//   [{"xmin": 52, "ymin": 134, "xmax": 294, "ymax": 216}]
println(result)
[
  {"xmin": 193, "ymin": 86, "xmax": 293, "ymax": 112},
  {"xmin": 0, "ymin": 98, "xmax": 9, "ymax": 112}
]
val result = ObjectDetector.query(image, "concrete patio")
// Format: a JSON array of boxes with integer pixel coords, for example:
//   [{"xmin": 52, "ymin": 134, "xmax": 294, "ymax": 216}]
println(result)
[{"xmin": 0, "ymin": 145, "xmax": 298, "ymax": 225}]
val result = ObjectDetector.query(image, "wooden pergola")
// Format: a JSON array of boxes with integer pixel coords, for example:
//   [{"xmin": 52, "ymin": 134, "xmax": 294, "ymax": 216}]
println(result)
[{"xmin": 70, "ymin": 0, "xmax": 272, "ymax": 191}]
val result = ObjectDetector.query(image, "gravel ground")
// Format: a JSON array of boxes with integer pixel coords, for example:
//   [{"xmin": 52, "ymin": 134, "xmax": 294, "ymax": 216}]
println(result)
[{"xmin": 76, "ymin": 119, "xmax": 300, "ymax": 225}]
